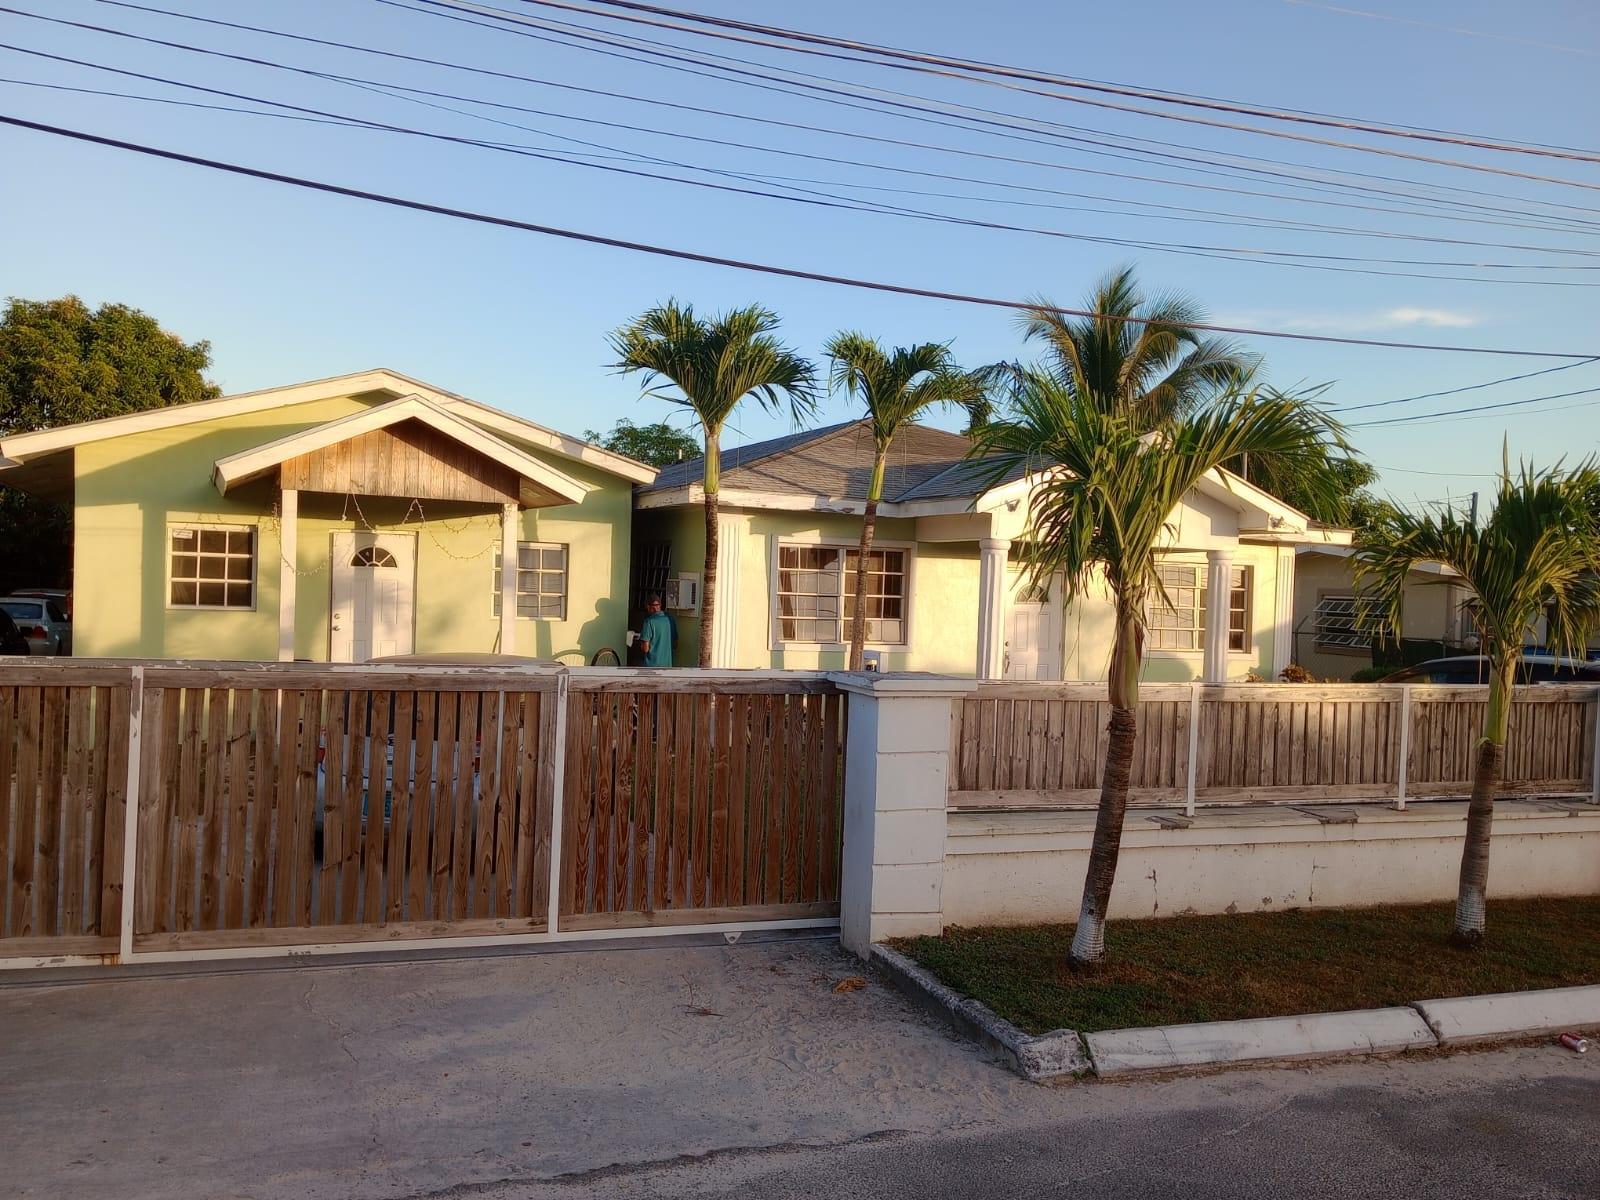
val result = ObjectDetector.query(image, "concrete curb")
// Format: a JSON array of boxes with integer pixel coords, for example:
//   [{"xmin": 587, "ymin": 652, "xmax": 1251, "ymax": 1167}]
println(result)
[
  {"xmin": 1413, "ymin": 984, "xmax": 1600, "ymax": 1046},
  {"xmin": 869, "ymin": 945, "xmax": 1089, "ymax": 1081},
  {"xmin": 1085, "ymin": 1007, "xmax": 1436, "ymax": 1078}
]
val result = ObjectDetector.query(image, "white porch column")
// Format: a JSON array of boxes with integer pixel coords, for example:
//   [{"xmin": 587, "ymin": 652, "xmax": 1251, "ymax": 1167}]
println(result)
[
  {"xmin": 1203, "ymin": 547, "xmax": 1233, "ymax": 683},
  {"xmin": 277, "ymin": 487, "xmax": 297, "ymax": 662},
  {"xmin": 976, "ymin": 537, "xmax": 1011, "ymax": 679},
  {"xmin": 1271, "ymin": 546, "xmax": 1296, "ymax": 679},
  {"xmin": 829, "ymin": 672, "xmax": 977, "ymax": 956},
  {"xmin": 710, "ymin": 512, "xmax": 742, "ymax": 668},
  {"xmin": 499, "ymin": 502, "xmax": 518, "ymax": 655}
]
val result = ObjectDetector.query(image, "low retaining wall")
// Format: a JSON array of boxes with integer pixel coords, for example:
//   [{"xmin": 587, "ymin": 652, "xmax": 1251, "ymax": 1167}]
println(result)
[{"xmin": 942, "ymin": 799, "xmax": 1600, "ymax": 926}]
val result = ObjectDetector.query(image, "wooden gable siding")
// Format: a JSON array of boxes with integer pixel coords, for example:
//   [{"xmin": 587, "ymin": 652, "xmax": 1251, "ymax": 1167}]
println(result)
[{"xmin": 281, "ymin": 420, "xmax": 520, "ymax": 504}]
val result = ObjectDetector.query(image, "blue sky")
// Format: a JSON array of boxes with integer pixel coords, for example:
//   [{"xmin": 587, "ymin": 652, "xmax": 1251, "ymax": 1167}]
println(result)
[{"xmin": 1, "ymin": 0, "xmax": 1596, "ymax": 509}]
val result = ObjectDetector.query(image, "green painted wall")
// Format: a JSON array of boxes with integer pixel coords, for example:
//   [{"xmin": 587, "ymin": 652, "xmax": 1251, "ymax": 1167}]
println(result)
[{"xmin": 73, "ymin": 392, "xmax": 633, "ymax": 661}]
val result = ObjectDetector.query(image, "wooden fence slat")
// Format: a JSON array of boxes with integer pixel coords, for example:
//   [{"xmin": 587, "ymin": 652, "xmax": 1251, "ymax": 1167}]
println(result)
[
  {"xmin": 362, "ymin": 689, "xmax": 391, "ymax": 924},
  {"xmin": 592, "ymin": 691, "xmax": 615, "ymax": 915},
  {"xmin": 802, "ymin": 693, "xmax": 823, "ymax": 903},
  {"xmin": 629, "ymin": 693, "xmax": 652, "ymax": 914},
  {"xmin": 222, "ymin": 689, "xmax": 253, "ymax": 930},
  {"xmin": 493, "ymin": 692, "xmax": 520, "ymax": 919},
  {"xmin": 614, "ymin": 693, "xmax": 637, "ymax": 913},
  {"xmin": 820, "ymin": 691, "xmax": 842, "ymax": 901},
  {"xmin": 139, "ymin": 688, "xmax": 177, "ymax": 935},
  {"xmin": 246, "ymin": 689, "xmax": 276, "ymax": 928},
  {"xmin": 651, "ymin": 693, "xmax": 674, "ymax": 912},
  {"xmin": 448, "ymin": 691, "xmax": 479, "ymax": 922},
  {"xmin": 335, "ymin": 691, "xmax": 363, "ymax": 924},
  {"xmin": 671, "ymin": 693, "xmax": 692, "ymax": 909},
  {"xmin": 750, "ymin": 695, "xmax": 774, "ymax": 907},
  {"xmin": 517, "ymin": 691, "xmax": 546, "ymax": 920},
  {"xmin": 61, "ymin": 687, "xmax": 92, "ymax": 937},
  {"xmin": 708, "ymin": 695, "xmax": 729, "ymax": 909},
  {"xmin": 782, "ymin": 695, "xmax": 802, "ymax": 906},
  {"xmin": 408, "ymin": 691, "xmax": 438, "ymax": 922},
  {"xmin": 431, "ymin": 693, "xmax": 460, "ymax": 920},
  {"xmin": 197, "ymin": 687, "xmax": 228, "ymax": 931},
  {"xmin": 92, "ymin": 685, "xmax": 128, "ymax": 938},
  {"xmin": 726, "ymin": 694, "xmax": 747, "ymax": 910},
  {"xmin": 10, "ymin": 687, "xmax": 41, "ymax": 937},
  {"xmin": 472, "ymin": 691, "xmax": 502, "ymax": 919},
  {"xmin": 561, "ymin": 693, "xmax": 590, "ymax": 917},
  {"xmin": 388, "ymin": 691, "xmax": 416, "ymax": 922},
  {"xmin": 34, "ymin": 688, "xmax": 66, "ymax": 937},
  {"xmin": 0, "ymin": 685, "xmax": 13, "ymax": 937}
]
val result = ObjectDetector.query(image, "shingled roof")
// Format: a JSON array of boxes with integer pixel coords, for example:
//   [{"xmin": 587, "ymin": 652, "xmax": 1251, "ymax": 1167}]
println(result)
[{"xmin": 640, "ymin": 419, "xmax": 1013, "ymax": 504}]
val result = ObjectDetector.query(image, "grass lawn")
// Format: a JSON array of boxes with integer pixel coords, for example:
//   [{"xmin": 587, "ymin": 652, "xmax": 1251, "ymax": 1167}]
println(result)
[{"xmin": 894, "ymin": 896, "xmax": 1600, "ymax": 1035}]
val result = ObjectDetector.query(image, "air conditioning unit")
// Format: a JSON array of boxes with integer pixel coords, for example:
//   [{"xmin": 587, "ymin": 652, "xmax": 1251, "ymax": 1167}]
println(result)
[{"xmin": 665, "ymin": 572, "xmax": 701, "ymax": 615}]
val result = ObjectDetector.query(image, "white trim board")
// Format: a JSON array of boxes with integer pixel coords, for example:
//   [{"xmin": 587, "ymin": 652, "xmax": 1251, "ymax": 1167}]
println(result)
[
  {"xmin": 0, "ymin": 368, "xmax": 657, "ymax": 485},
  {"xmin": 211, "ymin": 394, "xmax": 590, "ymax": 508}
]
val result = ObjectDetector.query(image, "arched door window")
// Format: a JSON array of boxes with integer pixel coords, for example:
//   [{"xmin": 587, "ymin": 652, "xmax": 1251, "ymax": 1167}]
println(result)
[{"xmin": 351, "ymin": 546, "xmax": 398, "ymax": 568}]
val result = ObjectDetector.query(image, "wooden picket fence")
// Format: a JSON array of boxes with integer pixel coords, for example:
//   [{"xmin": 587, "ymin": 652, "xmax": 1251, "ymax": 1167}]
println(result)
[
  {"xmin": 0, "ymin": 662, "xmax": 846, "ymax": 965},
  {"xmin": 950, "ymin": 682, "xmax": 1600, "ymax": 811}
]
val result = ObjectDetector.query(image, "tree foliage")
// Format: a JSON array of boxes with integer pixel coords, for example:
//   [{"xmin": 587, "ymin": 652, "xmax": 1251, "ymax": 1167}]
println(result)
[
  {"xmin": 583, "ymin": 418, "xmax": 702, "ymax": 468},
  {"xmin": 0, "ymin": 296, "xmax": 219, "ymax": 591}
]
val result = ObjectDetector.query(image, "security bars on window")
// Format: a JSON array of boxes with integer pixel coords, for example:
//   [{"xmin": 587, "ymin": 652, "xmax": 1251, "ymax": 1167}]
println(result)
[{"xmin": 774, "ymin": 544, "xmax": 906, "ymax": 645}]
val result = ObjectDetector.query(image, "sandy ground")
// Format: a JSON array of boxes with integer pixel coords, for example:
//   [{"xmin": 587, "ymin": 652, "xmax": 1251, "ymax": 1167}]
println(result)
[{"xmin": 3, "ymin": 933, "xmax": 1595, "ymax": 1200}]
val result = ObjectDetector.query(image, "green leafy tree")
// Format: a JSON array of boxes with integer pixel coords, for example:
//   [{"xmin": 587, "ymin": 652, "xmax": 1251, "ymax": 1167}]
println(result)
[
  {"xmin": 1356, "ymin": 462, "xmax": 1600, "ymax": 947},
  {"xmin": 825, "ymin": 333, "xmax": 987, "ymax": 669},
  {"xmin": 610, "ymin": 300, "xmax": 815, "ymax": 667},
  {"xmin": 583, "ymin": 418, "xmax": 702, "ymax": 469},
  {"xmin": 0, "ymin": 296, "xmax": 219, "ymax": 592}
]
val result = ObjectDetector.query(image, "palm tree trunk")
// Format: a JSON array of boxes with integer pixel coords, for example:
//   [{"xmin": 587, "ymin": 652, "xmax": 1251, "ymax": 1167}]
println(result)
[
  {"xmin": 1068, "ymin": 601, "xmax": 1141, "ymax": 968},
  {"xmin": 847, "ymin": 455, "xmax": 887, "ymax": 671},
  {"xmin": 698, "ymin": 427, "xmax": 721, "ymax": 669},
  {"xmin": 1451, "ymin": 656, "xmax": 1515, "ymax": 947}
]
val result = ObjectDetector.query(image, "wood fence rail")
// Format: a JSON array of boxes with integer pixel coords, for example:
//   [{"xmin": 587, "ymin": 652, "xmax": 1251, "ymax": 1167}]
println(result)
[
  {"xmin": 949, "ymin": 682, "xmax": 1600, "ymax": 812},
  {"xmin": 1, "ymin": 662, "xmax": 846, "ymax": 964}
]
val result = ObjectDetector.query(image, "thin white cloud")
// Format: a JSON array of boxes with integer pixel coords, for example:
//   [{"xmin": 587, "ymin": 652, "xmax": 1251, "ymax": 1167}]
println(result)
[{"xmin": 1211, "ymin": 307, "xmax": 1481, "ymax": 334}]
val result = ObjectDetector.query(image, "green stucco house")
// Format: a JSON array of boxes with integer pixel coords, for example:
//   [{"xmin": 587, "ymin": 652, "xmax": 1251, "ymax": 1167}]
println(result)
[{"xmin": 0, "ymin": 369, "xmax": 655, "ymax": 663}]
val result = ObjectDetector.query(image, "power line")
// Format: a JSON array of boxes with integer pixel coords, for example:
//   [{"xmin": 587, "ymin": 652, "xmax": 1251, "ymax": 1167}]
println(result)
[
  {"xmin": 478, "ymin": 0, "xmax": 1600, "ymax": 190},
  {"xmin": 1350, "ymin": 385, "xmax": 1600, "ymax": 427},
  {"xmin": 10, "ymin": 41, "xmax": 1598, "ymax": 288},
  {"xmin": 1282, "ymin": 1, "xmax": 1600, "ymax": 59},
  {"xmin": 1332, "ymin": 358, "xmax": 1600, "ymax": 413},
  {"xmin": 408, "ymin": 0, "xmax": 1600, "ymax": 225},
  {"xmin": 4, "ymin": 110, "xmax": 1596, "ymax": 359},
  {"xmin": 75, "ymin": 0, "xmax": 1600, "ymax": 237}
]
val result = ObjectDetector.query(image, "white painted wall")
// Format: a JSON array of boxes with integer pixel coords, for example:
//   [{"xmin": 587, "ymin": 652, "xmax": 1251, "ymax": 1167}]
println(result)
[{"xmin": 942, "ymin": 802, "xmax": 1600, "ymax": 926}]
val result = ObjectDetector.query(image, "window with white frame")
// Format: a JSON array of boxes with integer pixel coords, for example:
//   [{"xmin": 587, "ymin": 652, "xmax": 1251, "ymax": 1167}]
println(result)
[
  {"xmin": 1314, "ymin": 593, "xmax": 1384, "ymax": 650},
  {"xmin": 774, "ymin": 543, "xmax": 908, "ymax": 645},
  {"xmin": 492, "ymin": 542, "xmax": 568, "ymax": 619},
  {"xmin": 168, "ymin": 524, "xmax": 256, "ymax": 609},
  {"xmin": 1147, "ymin": 562, "xmax": 1250, "ymax": 652}
]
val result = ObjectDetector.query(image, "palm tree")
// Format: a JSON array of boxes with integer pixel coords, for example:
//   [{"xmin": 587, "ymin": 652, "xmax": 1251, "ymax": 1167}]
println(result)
[
  {"xmin": 825, "ymin": 333, "xmax": 988, "ymax": 670},
  {"xmin": 974, "ymin": 369, "xmax": 1346, "ymax": 967},
  {"xmin": 1014, "ymin": 266, "xmax": 1256, "ymax": 424},
  {"xmin": 1355, "ymin": 462, "xmax": 1600, "ymax": 947},
  {"xmin": 611, "ymin": 301, "xmax": 816, "ymax": 667}
]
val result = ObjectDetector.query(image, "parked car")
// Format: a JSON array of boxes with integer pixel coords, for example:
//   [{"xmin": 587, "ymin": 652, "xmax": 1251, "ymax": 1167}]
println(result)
[
  {"xmin": 1379, "ymin": 654, "xmax": 1600, "ymax": 685},
  {"xmin": 0, "ymin": 595, "xmax": 71, "ymax": 656},
  {"xmin": 0, "ymin": 608, "xmax": 30, "ymax": 656},
  {"xmin": 10, "ymin": 588, "xmax": 72, "ymax": 620}
]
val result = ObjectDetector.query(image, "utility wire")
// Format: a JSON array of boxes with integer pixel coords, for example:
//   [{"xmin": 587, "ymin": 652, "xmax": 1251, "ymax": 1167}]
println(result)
[
  {"xmin": 4, "ymin": 111, "xmax": 1596, "ymax": 359},
  {"xmin": 518, "ymin": 0, "xmax": 1600, "ymax": 162},
  {"xmin": 1350, "ymin": 385, "xmax": 1600, "ymax": 427},
  {"xmin": 76, "ymin": 0, "xmax": 1600, "ymax": 238},
  {"xmin": 403, "ymin": 0, "xmax": 1600, "ymax": 225},
  {"xmin": 9, "ymin": 41, "xmax": 1597, "ymax": 287},
  {"xmin": 1332, "ymin": 359, "xmax": 1600, "ymax": 413}
]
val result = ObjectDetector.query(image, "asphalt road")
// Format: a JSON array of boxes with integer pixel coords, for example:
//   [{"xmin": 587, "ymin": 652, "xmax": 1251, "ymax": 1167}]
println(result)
[
  {"xmin": 498, "ymin": 1042, "xmax": 1600, "ymax": 1200},
  {"xmin": 4, "ymin": 936, "xmax": 1594, "ymax": 1199}
]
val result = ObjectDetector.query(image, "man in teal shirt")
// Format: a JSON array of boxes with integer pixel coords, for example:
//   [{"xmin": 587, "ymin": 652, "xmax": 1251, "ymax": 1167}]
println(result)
[{"xmin": 638, "ymin": 592, "xmax": 675, "ymax": 667}]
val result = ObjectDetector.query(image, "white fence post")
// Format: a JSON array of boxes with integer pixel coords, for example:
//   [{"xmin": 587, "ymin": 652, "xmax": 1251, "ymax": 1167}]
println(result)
[
  {"xmin": 118, "ymin": 665, "xmax": 144, "ymax": 961},
  {"xmin": 1590, "ymin": 684, "xmax": 1600, "ymax": 805},
  {"xmin": 545, "ymin": 669, "xmax": 570, "ymax": 933},
  {"xmin": 830, "ymin": 673, "xmax": 976, "ymax": 958},
  {"xmin": 1395, "ymin": 685, "xmax": 1412, "ymax": 811},
  {"xmin": 1184, "ymin": 681, "xmax": 1201, "ymax": 818}
]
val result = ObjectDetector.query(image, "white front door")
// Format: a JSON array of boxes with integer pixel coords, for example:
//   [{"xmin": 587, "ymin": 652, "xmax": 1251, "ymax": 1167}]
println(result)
[
  {"xmin": 1004, "ymin": 569, "xmax": 1062, "ymax": 680},
  {"xmin": 330, "ymin": 532, "xmax": 416, "ymax": 663}
]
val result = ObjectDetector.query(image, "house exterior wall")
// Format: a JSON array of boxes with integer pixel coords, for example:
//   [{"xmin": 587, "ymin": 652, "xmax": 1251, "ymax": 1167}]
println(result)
[
  {"xmin": 72, "ymin": 392, "xmax": 632, "ymax": 661},
  {"xmin": 637, "ymin": 503, "xmax": 1289, "ymax": 680},
  {"xmin": 1291, "ymin": 552, "xmax": 1461, "ymax": 681}
]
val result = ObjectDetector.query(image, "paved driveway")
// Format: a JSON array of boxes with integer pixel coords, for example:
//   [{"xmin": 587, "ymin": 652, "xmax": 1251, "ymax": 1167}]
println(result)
[{"xmin": 3, "ymin": 935, "xmax": 1595, "ymax": 1199}]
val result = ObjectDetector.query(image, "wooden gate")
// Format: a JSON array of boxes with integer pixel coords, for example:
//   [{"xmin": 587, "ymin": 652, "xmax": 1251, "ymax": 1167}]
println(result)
[{"xmin": 1, "ymin": 662, "xmax": 846, "ymax": 966}]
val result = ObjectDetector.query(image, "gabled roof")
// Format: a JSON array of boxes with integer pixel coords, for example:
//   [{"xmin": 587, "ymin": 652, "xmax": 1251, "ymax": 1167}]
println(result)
[
  {"xmin": 0, "ymin": 368, "xmax": 657, "ymax": 489},
  {"xmin": 212, "ymin": 394, "xmax": 589, "ymax": 508},
  {"xmin": 640, "ymin": 419, "xmax": 980, "ymax": 504}
]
